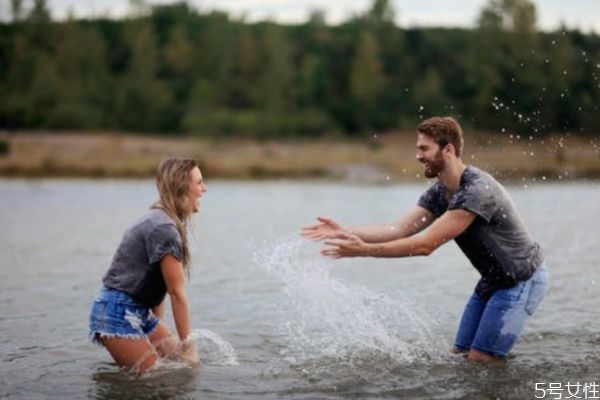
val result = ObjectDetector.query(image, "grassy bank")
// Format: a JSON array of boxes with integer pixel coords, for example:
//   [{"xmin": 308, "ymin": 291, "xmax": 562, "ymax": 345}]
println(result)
[{"xmin": 0, "ymin": 131, "xmax": 598, "ymax": 182}]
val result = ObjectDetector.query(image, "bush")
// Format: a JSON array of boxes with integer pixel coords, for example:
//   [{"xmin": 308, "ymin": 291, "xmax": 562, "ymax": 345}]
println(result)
[
  {"xmin": 0, "ymin": 139, "xmax": 10, "ymax": 156},
  {"xmin": 184, "ymin": 108, "xmax": 339, "ymax": 139},
  {"xmin": 45, "ymin": 103, "xmax": 105, "ymax": 130}
]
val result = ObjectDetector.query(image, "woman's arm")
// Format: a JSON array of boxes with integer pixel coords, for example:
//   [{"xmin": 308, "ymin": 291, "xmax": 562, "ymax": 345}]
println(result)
[{"xmin": 160, "ymin": 254, "xmax": 191, "ymax": 341}]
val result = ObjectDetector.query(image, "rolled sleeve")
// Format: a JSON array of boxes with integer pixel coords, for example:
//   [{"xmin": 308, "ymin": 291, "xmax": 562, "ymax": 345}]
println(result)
[{"xmin": 146, "ymin": 224, "xmax": 183, "ymax": 264}]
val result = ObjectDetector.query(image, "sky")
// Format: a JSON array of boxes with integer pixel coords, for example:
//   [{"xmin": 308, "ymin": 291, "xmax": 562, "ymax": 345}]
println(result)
[{"xmin": 3, "ymin": 0, "xmax": 600, "ymax": 33}]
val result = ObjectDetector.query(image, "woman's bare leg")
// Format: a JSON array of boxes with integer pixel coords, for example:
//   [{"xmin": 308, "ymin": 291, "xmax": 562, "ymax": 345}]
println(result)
[
  {"xmin": 149, "ymin": 321, "xmax": 178, "ymax": 358},
  {"xmin": 100, "ymin": 336, "xmax": 159, "ymax": 373}
]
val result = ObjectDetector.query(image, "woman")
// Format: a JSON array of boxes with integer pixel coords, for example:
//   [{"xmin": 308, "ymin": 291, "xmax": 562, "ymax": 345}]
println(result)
[{"xmin": 89, "ymin": 158, "xmax": 207, "ymax": 372}]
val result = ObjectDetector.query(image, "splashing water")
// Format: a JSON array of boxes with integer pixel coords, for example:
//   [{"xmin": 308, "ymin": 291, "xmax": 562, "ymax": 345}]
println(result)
[
  {"xmin": 194, "ymin": 329, "xmax": 239, "ymax": 366},
  {"xmin": 254, "ymin": 235, "xmax": 448, "ymax": 371},
  {"xmin": 129, "ymin": 329, "xmax": 238, "ymax": 375}
]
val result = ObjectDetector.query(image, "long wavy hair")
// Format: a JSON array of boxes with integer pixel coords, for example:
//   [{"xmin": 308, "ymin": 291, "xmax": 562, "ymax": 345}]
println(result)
[{"xmin": 151, "ymin": 158, "xmax": 199, "ymax": 275}]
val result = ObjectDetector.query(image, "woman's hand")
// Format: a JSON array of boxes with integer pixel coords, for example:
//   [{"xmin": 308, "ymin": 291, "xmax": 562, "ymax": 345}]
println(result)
[
  {"xmin": 322, "ymin": 231, "xmax": 371, "ymax": 258},
  {"xmin": 178, "ymin": 339, "xmax": 199, "ymax": 366},
  {"xmin": 301, "ymin": 216, "xmax": 346, "ymax": 241}
]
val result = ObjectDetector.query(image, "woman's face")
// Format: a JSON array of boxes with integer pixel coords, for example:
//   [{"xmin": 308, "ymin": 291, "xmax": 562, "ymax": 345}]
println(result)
[{"xmin": 187, "ymin": 166, "xmax": 207, "ymax": 213}]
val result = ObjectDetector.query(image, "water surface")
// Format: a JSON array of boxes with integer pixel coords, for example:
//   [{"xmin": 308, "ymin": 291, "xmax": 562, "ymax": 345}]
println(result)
[{"xmin": 1, "ymin": 178, "xmax": 599, "ymax": 399}]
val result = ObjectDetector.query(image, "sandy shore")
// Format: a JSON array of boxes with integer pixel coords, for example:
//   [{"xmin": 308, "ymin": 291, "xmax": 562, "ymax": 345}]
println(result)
[{"xmin": 0, "ymin": 130, "xmax": 598, "ymax": 181}]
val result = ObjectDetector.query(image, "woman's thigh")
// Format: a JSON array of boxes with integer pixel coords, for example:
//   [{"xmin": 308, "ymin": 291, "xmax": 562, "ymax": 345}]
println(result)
[
  {"xmin": 100, "ymin": 337, "xmax": 159, "ymax": 373},
  {"xmin": 149, "ymin": 321, "xmax": 178, "ymax": 357}
]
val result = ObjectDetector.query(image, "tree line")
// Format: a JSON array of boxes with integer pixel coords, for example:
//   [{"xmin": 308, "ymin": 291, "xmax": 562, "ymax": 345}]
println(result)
[{"xmin": 0, "ymin": 0, "xmax": 599, "ymax": 138}]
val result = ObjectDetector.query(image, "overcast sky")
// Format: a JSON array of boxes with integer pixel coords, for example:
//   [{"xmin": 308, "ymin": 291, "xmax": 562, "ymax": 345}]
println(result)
[{"xmin": 4, "ymin": 0, "xmax": 600, "ymax": 32}]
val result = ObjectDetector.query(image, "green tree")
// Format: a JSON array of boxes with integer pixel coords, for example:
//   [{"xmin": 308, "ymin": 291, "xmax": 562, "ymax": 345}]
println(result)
[
  {"xmin": 183, "ymin": 12, "xmax": 238, "ymax": 135},
  {"xmin": 256, "ymin": 23, "xmax": 294, "ymax": 112},
  {"xmin": 366, "ymin": 0, "xmax": 395, "ymax": 26},
  {"xmin": 36, "ymin": 19, "xmax": 111, "ymax": 129},
  {"xmin": 11, "ymin": 0, "xmax": 24, "ymax": 22},
  {"xmin": 231, "ymin": 30, "xmax": 259, "ymax": 108},
  {"xmin": 349, "ymin": 30, "xmax": 385, "ymax": 129},
  {"xmin": 163, "ymin": 25, "xmax": 193, "ymax": 76},
  {"xmin": 8, "ymin": 0, "xmax": 56, "ymax": 127},
  {"xmin": 413, "ymin": 67, "xmax": 449, "ymax": 116},
  {"xmin": 544, "ymin": 29, "xmax": 579, "ymax": 132},
  {"xmin": 115, "ymin": 18, "xmax": 173, "ymax": 132},
  {"xmin": 469, "ymin": 0, "xmax": 542, "ymax": 133}
]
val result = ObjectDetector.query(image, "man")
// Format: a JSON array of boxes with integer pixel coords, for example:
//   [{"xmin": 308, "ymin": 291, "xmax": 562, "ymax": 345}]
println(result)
[{"xmin": 302, "ymin": 116, "xmax": 549, "ymax": 363}]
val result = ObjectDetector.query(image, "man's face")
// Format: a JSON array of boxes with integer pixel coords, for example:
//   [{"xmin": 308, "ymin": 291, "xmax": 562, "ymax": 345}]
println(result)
[{"xmin": 416, "ymin": 133, "xmax": 445, "ymax": 178}]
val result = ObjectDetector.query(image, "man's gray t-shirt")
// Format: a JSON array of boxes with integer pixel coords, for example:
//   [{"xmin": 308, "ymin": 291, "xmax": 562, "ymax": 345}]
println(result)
[
  {"xmin": 103, "ymin": 208, "xmax": 183, "ymax": 308},
  {"xmin": 418, "ymin": 166, "xmax": 544, "ymax": 300}
]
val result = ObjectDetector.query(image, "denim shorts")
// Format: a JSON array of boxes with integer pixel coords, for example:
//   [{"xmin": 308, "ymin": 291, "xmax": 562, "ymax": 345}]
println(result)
[
  {"xmin": 88, "ymin": 286, "xmax": 160, "ymax": 344},
  {"xmin": 454, "ymin": 263, "xmax": 549, "ymax": 357}
]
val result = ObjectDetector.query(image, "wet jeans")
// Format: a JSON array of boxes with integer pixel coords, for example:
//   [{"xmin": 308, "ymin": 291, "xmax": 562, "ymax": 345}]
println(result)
[{"xmin": 454, "ymin": 264, "xmax": 549, "ymax": 357}]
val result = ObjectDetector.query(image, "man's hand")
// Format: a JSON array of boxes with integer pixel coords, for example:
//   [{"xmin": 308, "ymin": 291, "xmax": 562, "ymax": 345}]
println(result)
[
  {"xmin": 301, "ymin": 216, "xmax": 346, "ymax": 241},
  {"xmin": 322, "ymin": 231, "xmax": 370, "ymax": 258}
]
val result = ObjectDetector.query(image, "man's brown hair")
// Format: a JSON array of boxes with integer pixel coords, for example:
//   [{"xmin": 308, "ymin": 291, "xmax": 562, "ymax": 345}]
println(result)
[{"xmin": 417, "ymin": 116, "xmax": 464, "ymax": 157}]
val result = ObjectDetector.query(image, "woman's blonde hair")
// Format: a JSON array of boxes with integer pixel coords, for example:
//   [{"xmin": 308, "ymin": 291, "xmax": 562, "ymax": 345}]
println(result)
[{"xmin": 151, "ymin": 157, "xmax": 199, "ymax": 274}]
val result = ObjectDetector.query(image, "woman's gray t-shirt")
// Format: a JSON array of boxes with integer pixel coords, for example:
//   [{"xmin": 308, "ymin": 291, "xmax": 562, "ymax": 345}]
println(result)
[
  {"xmin": 103, "ymin": 209, "xmax": 183, "ymax": 308},
  {"xmin": 418, "ymin": 166, "xmax": 544, "ymax": 300}
]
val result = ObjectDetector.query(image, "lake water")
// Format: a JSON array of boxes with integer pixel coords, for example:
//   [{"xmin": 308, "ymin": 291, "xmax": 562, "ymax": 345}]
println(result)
[{"xmin": 1, "ymin": 178, "xmax": 599, "ymax": 399}]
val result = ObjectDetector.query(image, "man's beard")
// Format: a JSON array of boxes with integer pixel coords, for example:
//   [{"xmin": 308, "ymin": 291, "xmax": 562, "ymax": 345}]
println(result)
[{"xmin": 423, "ymin": 150, "xmax": 444, "ymax": 178}]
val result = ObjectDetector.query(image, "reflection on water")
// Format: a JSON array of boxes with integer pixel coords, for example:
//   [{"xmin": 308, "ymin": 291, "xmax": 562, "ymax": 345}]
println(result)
[
  {"xmin": 91, "ymin": 366, "xmax": 199, "ymax": 400},
  {"xmin": 1, "ymin": 179, "xmax": 599, "ymax": 399}
]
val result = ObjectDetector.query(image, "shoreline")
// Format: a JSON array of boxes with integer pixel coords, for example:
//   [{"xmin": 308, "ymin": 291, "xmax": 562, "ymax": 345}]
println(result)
[{"xmin": 0, "ymin": 130, "xmax": 598, "ymax": 182}]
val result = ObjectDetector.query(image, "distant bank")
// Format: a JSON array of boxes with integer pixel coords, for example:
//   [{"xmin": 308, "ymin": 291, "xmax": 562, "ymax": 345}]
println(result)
[{"xmin": 0, "ymin": 131, "xmax": 598, "ymax": 182}]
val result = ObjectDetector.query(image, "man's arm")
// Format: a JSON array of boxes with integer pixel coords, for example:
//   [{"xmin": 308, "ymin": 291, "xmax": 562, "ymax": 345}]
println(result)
[
  {"xmin": 350, "ymin": 206, "xmax": 436, "ymax": 243},
  {"xmin": 302, "ymin": 207, "xmax": 435, "ymax": 243},
  {"xmin": 322, "ymin": 209, "xmax": 476, "ymax": 258}
]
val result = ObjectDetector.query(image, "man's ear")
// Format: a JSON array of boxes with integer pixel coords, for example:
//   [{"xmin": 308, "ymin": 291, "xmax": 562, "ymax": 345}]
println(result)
[{"xmin": 444, "ymin": 143, "xmax": 457, "ymax": 157}]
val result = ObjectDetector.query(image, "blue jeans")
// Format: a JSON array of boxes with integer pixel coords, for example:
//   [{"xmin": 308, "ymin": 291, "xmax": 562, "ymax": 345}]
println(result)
[
  {"xmin": 88, "ymin": 286, "xmax": 160, "ymax": 344},
  {"xmin": 454, "ymin": 264, "xmax": 549, "ymax": 357}
]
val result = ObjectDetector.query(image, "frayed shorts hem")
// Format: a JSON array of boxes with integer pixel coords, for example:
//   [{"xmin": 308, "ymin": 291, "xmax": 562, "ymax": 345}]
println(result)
[{"xmin": 89, "ymin": 323, "xmax": 160, "ymax": 345}]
